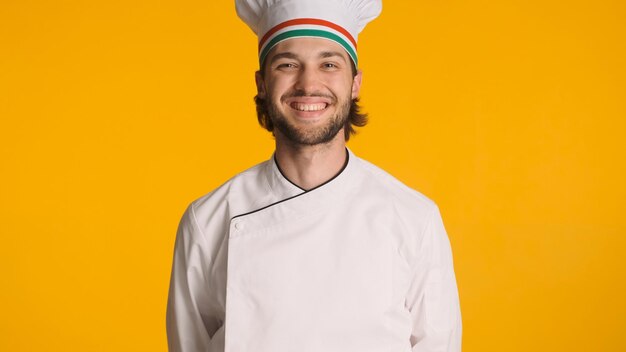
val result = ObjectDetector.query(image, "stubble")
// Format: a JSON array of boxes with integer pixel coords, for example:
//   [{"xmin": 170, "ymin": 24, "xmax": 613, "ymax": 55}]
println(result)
[{"xmin": 266, "ymin": 91, "xmax": 351, "ymax": 146}]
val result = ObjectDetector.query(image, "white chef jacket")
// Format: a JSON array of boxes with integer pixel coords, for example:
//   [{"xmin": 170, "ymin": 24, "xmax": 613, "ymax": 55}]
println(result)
[{"xmin": 166, "ymin": 149, "xmax": 462, "ymax": 352}]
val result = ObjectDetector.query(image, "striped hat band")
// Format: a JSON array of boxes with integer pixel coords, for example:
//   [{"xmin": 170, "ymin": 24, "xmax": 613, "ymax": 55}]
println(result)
[{"xmin": 258, "ymin": 18, "xmax": 358, "ymax": 67}]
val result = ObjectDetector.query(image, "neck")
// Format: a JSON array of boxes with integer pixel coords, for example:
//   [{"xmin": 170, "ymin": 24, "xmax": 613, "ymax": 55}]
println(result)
[{"xmin": 274, "ymin": 132, "xmax": 348, "ymax": 191}]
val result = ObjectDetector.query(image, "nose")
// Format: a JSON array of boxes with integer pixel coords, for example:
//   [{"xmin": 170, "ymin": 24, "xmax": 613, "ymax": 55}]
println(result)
[{"xmin": 293, "ymin": 65, "xmax": 322, "ymax": 94}]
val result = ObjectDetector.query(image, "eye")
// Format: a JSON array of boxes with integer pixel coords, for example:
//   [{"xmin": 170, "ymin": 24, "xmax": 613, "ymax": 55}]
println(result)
[
  {"xmin": 322, "ymin": 62, "xmax": 340, "ymax": 70},
  {"xmin": 276, "ymin": 62, "xmax": 298, "ymax": 70}
]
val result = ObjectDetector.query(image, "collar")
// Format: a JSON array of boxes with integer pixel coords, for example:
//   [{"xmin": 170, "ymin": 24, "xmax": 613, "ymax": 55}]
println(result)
[{"xmin": 230, "ymin": 148, "xmax": 359, "ymax": 233}]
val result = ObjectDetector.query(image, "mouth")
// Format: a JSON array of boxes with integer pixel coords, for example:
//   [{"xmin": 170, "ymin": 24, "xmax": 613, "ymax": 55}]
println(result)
[
  {"xmin": 284, "ymin": 96, "xmax": 333, "ymax": 115},
  {"xmin": 289, "ymin": 102, "xmax": 329, "ymax": 112}
]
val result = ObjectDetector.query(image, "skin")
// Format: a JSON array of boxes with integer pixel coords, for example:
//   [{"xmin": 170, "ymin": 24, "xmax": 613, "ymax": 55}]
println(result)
[{"xmin": 255, "ymin": 37, "xmax": 363, "ymax": 190}]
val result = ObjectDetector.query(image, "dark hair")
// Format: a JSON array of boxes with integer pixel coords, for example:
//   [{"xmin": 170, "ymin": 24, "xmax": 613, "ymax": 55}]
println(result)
[{"xmin": 254, "ymin": 95, "xmax": 368, "ymax": 141}]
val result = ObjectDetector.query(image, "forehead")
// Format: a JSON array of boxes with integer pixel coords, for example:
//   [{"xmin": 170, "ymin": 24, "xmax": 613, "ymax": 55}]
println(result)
[{"xmin": 266, "ymin": 37, "xmax": 350, "ymax": 62}]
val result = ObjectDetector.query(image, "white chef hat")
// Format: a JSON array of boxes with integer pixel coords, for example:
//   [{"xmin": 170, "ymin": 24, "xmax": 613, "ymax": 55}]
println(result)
[{"xmin": 235, "ymin": 0, "xmax": 382, "ymax": 68}]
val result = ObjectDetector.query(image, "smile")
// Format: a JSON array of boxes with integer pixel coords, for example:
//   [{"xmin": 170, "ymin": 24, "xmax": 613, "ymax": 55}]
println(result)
[{"xmin": 290, "ymin": 102, "xmax": 328, "ymax": 112}]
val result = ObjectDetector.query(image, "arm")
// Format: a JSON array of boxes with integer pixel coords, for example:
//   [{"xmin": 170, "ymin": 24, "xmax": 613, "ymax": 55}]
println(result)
[
  {"xmin": 406, "ymin": 206, "xmax": 462, "ymax": 351},
  {"xmin": 166, "ymin": 205, "xmax": 218, "ymax": 352}
]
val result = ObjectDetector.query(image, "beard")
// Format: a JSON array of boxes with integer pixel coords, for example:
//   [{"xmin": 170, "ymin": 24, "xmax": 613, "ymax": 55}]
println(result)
[{"xmin": 265, "ymin": 91, "xmax": 352, "ymax": 146}]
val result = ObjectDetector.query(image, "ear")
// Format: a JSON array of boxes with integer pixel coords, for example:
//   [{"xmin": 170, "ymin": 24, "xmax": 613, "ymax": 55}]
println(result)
[
  {"xmin": 255, "ymin": 70, "xmax": 266, "ymax": 98},
  {"xmin": 351, "ymin": 69, "xmax": 363, "ymax": 99}
]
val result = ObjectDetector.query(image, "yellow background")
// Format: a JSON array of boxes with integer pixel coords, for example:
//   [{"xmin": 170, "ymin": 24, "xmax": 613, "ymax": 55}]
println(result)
[{"xmin": 1, "ymin": 0, "xmax": 624, "ymax": 351}]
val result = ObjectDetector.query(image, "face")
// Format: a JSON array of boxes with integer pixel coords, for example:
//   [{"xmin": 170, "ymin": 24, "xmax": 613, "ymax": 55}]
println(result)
[{"xmin": 256, "ymin": 37, "xmax": 362, "ymax": 146}]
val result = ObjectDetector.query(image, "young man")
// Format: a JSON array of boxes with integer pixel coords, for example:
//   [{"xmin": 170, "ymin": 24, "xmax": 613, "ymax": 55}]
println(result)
[{"xmin": 166, "ymin": 1, "xmax": 462, "ymax": 351}]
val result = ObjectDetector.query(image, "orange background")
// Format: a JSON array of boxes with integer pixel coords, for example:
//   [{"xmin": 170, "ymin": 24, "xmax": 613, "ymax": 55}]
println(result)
[{"xmin": 1, "ymin": 1, "xmax": 625, "ymax": 351}]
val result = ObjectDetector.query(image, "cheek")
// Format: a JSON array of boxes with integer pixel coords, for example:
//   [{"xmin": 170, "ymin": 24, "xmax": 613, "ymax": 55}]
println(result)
[
  {"xmin": 337, "ymin": 75, "xmax": 356, "ymax": 94},
  {"xmin": 267, "ymin": 80, "xmax": 291, "ymax": 100},
  {"xmin": 337, "ymin": 82, "xmax": 356, "ymax": 100}
]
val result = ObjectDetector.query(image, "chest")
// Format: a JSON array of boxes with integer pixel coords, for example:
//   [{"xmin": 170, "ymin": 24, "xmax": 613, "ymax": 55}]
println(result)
[{"xmin": 223, "ymin": 204, "xmax": 411, "ymax": 352}]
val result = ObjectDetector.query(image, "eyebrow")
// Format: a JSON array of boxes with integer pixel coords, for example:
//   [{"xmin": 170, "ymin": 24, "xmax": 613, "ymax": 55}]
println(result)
[
  {"xmin": 268, "ymin": 51, "xmax": 348, "ymax": 65},
  {"xmin": 319, "ymin": 51, "xmax": 348, "ymax": 63},
  {"xmin": 269, "ymin": 52, "xmax": 299, "ymax": 65}
]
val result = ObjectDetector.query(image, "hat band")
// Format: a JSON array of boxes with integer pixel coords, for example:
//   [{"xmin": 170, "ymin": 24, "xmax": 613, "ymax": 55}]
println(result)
[
  {"xmin": 259, "ymin": 29, "xmax": 358, "ymax": 68},
  {"xmin": 258, "ymin": 18, "xmax": 358, "ymax": 68},
  {"xmin": 259, "ymin": 18, "xmax": 357, "ymax": 51}
]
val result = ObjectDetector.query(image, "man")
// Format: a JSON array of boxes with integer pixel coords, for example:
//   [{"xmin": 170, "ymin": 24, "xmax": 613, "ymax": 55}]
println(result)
[{"xmin": 166, "ymin": 1, "xmax": 462, "ymax": 351}]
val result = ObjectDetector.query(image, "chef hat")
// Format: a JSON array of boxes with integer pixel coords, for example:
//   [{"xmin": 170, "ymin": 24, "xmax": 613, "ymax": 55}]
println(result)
[{"xmin": 236, "ymin": 0, "xmax": 382, "ymax": 68}]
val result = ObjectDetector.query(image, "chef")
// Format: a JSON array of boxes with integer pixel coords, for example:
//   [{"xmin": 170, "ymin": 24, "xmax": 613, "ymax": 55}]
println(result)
[{"xmin": 166, "ymin": 0, "xmax": 462, "ymax": 351}]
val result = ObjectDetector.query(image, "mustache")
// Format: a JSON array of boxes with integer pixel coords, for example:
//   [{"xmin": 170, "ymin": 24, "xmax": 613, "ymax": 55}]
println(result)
[{"xmin": 281, "ymin": 90, "xmax": 336, "ymax": 102}]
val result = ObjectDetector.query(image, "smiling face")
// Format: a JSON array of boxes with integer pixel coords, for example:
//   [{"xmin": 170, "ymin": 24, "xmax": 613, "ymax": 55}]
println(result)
[{"xmin": 256, "ymin": 37, "xmax": 362, "ymax": 146}]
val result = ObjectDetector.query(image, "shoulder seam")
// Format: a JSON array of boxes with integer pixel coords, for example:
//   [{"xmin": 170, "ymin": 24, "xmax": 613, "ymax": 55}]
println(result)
[{"xmin": 189, "ymin": 202, "xmax": 208, "ymax": 242}]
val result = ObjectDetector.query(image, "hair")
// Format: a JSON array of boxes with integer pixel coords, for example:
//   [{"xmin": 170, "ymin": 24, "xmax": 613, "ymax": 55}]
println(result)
[{"xmin": 254, "ymin": 62, "xmax": 368, "ymax": 141}]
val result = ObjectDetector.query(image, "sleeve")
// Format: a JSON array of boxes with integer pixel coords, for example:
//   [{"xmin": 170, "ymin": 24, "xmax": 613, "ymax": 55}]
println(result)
[
  {"xmin": 405, "ymin": 205, "xmax": 462, "ymax": 352},
  {"xmin": 166, "ymin": 205, "xmax": 218, "ymax": 352}
]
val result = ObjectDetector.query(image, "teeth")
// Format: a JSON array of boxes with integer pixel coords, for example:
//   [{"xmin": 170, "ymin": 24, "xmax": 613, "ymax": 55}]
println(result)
[{"xmin": 292, "ymin": 103, "xmax": 327, "ymax": 111}]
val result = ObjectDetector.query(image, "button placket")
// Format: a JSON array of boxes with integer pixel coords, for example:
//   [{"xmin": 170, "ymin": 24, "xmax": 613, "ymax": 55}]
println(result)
[{"xmin": 230, "ymin": 219, "xmax": 246, "ymax": 238}]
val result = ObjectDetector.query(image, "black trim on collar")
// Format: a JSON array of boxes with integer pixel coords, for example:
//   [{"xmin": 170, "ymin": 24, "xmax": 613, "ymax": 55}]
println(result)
[
  {"xmin": 274, "ymin": 154, "xmax": 307, "ymax": 191},
  {"xmin": 231, "ymin": 148, "xmax": 350, "ymax": 221}
]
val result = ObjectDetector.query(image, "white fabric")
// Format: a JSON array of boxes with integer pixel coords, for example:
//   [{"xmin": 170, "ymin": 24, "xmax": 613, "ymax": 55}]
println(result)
[
  {"xmin": 235, "ymin": 0, "xmax": 383, "ymax": 41},
  {"xmin": 166, "ymin": 149, "xmax": 462, "ymax": 352}
]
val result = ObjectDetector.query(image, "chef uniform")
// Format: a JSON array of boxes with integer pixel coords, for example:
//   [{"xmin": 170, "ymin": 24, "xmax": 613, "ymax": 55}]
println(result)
[{"xmin": 166, "ymin": 1, "xmax": 462, "ymax": 352}]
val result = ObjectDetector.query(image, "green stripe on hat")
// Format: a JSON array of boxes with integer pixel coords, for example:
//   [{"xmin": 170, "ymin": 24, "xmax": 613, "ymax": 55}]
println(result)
[{"xmin": 259, "ymin": 29, "xmax": 357, "ymax": 68}]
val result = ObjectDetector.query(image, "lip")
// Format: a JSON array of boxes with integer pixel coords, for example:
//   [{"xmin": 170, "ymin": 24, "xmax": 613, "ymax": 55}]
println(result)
[
  {"xmin": 282, "ymin": 96, "xmax": 333, "ymax": 119},
  {"xmin": 287, "ymin": 103, "xmax": 330, "ymax": 120},
  {"xmin": 283, "ymin": 96, "xmax": 333, "ymax": 105},
  {"xmin": 289, "ymin": 101, "xmax": 328, "ymax": 111}
]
